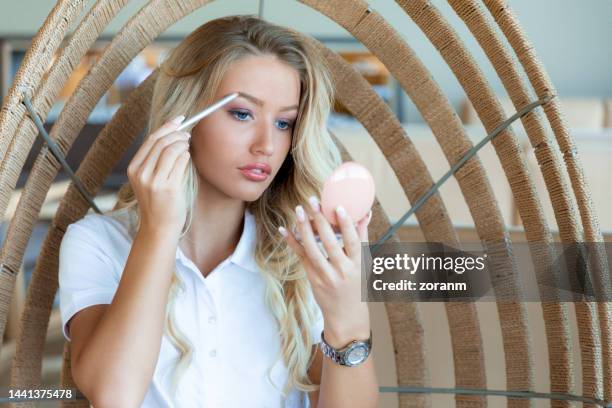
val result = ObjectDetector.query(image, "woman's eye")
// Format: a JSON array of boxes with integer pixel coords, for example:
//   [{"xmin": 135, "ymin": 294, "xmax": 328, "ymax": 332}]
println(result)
[
  {"xmin": 276, "ymin": 120, "xmax": 294, "ymax": 131},
  {"xmin": 230, "ymin": 110, "xmax": 252, "ymax": 121}
]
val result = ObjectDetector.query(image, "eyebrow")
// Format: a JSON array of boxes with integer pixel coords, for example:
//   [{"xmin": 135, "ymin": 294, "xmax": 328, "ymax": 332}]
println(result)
[{"xmin": 236, "ymin": 91, "xmax": 298, "ymax": 112}]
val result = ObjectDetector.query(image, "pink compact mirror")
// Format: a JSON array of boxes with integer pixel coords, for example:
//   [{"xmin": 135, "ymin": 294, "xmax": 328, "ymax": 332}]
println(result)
[
  {"xmin": 321, "ymin": 161, "xmax": 376, "ymax": 226},
  {"xmin": 293, "ymin": 161, "xmax": 375, "ymax": 254}
]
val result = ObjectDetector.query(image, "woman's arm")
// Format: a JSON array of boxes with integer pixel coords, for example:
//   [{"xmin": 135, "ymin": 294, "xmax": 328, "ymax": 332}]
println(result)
[
  {"xmin": 314, "ymin": 329, "xmax": 378, "ymax": 407},
  {"xmin": 70, "ymin": 117, "xmax": 190, "ymax": 406},
  {"xmin": 284, "ymin": 197, "xmax": 379, "ymax": 408},
  {"xmin": 308, "ymin": 345, "xmax": 322, "ymax": 406},
  {"xmin": 70, "ymin": 225, "xmax": 179, "ymax": 407}
]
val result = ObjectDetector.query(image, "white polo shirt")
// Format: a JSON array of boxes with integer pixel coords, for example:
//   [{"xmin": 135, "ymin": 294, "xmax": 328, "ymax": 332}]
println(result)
[{"xmin": 58, "ymin": 206, "xmax": 324, "ymax": 407}]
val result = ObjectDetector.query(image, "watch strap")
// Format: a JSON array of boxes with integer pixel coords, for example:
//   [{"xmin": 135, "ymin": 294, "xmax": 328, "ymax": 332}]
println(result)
[{"xmin": 319, "ymin": 330, "xmax": 372, "ymax": 366}]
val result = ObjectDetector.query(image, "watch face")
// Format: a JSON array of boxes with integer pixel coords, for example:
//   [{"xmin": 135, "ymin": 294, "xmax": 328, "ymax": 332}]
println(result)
[{"xmin": 346, "ymin": 343, "xmax": 369, "ymax": 366}]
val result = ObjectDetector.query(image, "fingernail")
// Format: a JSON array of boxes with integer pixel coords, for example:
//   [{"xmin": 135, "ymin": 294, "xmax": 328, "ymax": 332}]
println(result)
[
  {"xmin": 296, "ymin": 205, "xmax": 306, "ymax": 222},
  {"xmin": 171, "ymin": 115, "xmax": 185, "ymax": 124},
  {"xmin": 308, "ymin": 195, "xmax": 320, "ymax": 212},
  {"xmin": 278, "ymin": 226, "xmax": 288, "ymax": 237},
  {"xmin": 336, "ymin": 205, "xmax": 346, "ymax": 219}
]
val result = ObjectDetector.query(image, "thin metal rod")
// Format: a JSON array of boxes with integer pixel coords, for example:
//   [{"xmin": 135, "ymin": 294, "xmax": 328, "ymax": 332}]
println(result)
[
  {"xmin": 379, "ymin": 386, "xmax": 611, "ymax": 407},
  {"xmin": 370, "ymin": 94, "xmax": 555, "ymax": 256},
  {"xmin": 21, "ymin": 93, "xmax": 102, "ymax": 214}
]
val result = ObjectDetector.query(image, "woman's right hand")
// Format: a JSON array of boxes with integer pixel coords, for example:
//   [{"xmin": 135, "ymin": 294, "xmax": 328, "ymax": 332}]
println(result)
[{"xmin": 127, "ymin": 115, "xmax": 191, "ymax": 236}]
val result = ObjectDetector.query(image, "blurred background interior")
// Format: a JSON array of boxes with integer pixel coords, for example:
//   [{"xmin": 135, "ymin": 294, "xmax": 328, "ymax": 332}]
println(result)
[{"xmin": 0, "ymin": 0, "xmax": 610, "ymax": 406}]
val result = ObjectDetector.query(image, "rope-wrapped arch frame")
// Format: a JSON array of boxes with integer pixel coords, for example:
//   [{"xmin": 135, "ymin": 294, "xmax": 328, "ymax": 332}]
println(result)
[{"xmin": 0, "ymin": 0, "xmax": 609, "ymax": 407}]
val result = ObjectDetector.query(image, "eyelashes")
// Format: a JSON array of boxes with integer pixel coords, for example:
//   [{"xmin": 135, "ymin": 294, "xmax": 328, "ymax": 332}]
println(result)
[
  {"xmin": 229, "ymin": 109, "xmax": 294, "ymax": 131},
  {"xmin": 230, "ymin": 110, "xmax": 251, "ymax": 122}
]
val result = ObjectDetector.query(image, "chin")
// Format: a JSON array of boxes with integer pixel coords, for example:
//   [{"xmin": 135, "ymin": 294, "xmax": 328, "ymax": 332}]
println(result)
[
  {"xmin": 231, "ymin": 170, "xmax": 278, "ymax": 200},
  {"xmin": 231, "ymin": 184, "xmax": 268, "ymax": 202},
  {"xmin": 243, "ymin": 189, "xmax": 267, "ymax": 202}
]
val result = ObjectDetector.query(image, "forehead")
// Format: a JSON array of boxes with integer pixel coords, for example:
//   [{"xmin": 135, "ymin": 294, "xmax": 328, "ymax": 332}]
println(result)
[{"xmin": 216, "ymin": 55, "xmax": 301, "ymax": 107}]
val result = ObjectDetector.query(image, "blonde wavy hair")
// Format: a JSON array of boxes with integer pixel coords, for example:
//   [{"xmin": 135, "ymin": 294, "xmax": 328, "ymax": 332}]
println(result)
[{"xmin": 109, "ymin": 15, "xmax": 341, "ymax": 400}]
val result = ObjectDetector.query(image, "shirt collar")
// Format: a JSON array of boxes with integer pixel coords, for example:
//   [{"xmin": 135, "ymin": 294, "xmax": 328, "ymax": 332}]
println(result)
[{"xmin": 176, "ymin": 208, "xmax": 259, "ymax": 274}]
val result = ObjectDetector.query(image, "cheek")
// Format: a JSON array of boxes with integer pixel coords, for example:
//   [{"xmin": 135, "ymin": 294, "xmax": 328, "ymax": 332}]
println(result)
[
  {"xmin": 189, "ymin": 134, "xmax": 244, "ymax": 175},
  {"xmin": 191, "ymin": 118, "xmax": 238, "ymax": 154},
  {"xmin": 191, "ymin": 139, "xmax": 233, "ymax": 168},
  {"xmin": 277, "ymin": 135, "xmax": 292, "ymax": 159}
]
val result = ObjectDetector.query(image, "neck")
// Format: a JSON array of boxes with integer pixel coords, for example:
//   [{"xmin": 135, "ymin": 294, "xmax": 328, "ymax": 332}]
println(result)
[{"xmin": 179, "ymin": 186, "xmax": 246, "ymax": 270}]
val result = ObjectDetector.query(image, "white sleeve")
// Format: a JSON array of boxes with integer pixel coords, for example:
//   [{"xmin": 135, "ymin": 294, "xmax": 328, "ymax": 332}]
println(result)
[
  {"xmin": 310, "ymin": 298, "xmax": 325, "ymax": 344},
  {"xmin": 58, "ymin": 218, "xmax": 119, "ymax": 342}
]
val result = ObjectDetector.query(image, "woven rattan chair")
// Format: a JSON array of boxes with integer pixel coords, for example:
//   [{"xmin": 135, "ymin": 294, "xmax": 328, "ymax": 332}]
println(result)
[{"xmin": 0, "ymin": 1, "xmax": 609, "ymax": 407}]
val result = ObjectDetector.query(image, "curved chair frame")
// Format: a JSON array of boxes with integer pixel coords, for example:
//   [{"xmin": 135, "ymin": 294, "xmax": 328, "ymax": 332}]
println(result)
[{"xmin": 0, "ymin": 1, "xmax": 608, "ymax": 407}]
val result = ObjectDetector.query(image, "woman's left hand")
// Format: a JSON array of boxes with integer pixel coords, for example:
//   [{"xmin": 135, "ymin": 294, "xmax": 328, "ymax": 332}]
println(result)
[{"xmin": 279, "ymin": 195, "xmax": 372, "ymax": 346}]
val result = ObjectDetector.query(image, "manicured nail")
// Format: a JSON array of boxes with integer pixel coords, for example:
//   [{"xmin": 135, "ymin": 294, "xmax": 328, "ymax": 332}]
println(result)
[
  {"xmin": 278, "ymin": 226, "xmax": 288, "ymax": 237},
  {"xmin": 308, "ymin": 195, "xmax": 320, "ymax": 212},
  {"xmin": 336, "ymin": 205, "xmax": 346, "ymax": 219},
  {"xmin": 171, "ymin": 115, "xmax": 185, "ymax": 124},
  {"xmin": 296, "ymin": 205, "xmax": 306, "ymax": 222}
]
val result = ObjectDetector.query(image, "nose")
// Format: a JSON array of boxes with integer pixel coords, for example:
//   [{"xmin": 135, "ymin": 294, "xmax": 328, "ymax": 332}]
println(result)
[{"xmin": 251, "ymin": 119, "xmax": 275, "ymax": 156}]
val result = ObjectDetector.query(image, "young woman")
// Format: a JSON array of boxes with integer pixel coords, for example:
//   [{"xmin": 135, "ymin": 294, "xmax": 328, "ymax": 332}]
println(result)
[{"xmin": 59, "ymin": 15, "xmax": 378, "ymax": 407}]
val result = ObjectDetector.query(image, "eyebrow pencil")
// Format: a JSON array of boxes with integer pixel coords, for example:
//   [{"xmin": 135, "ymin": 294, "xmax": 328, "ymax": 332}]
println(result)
[{"xmin": 176, "ymin": 92, "xmax": 240, "ymax": 131}]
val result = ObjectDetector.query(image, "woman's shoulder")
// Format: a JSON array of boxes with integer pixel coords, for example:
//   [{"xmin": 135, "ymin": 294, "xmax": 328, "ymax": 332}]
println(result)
[
  {"xmin": 59, "ymin": 210, "xmax": 133, "ymax": 277},
  {"xmin": 62, "ymin": 207, "xmax": 137, "ymax": 268},
  {"xmin": 66, "ymin": 206, "xmax": 136, "ymax": 242}
]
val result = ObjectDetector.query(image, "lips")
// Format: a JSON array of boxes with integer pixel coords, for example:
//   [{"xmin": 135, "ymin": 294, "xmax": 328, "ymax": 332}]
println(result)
[{"xmin": 238, "ymin": 163, "xmax": 271, "ymax": 175}]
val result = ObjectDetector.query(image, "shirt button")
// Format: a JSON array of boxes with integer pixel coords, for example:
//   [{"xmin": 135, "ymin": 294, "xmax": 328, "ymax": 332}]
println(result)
[
  {"xmin": 209, "ymin": 349, "xmax": 217, "ymax": 357},
  {"xmin": 208, "ymin": 316, "xmax": 216, "ymax": 324}
]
